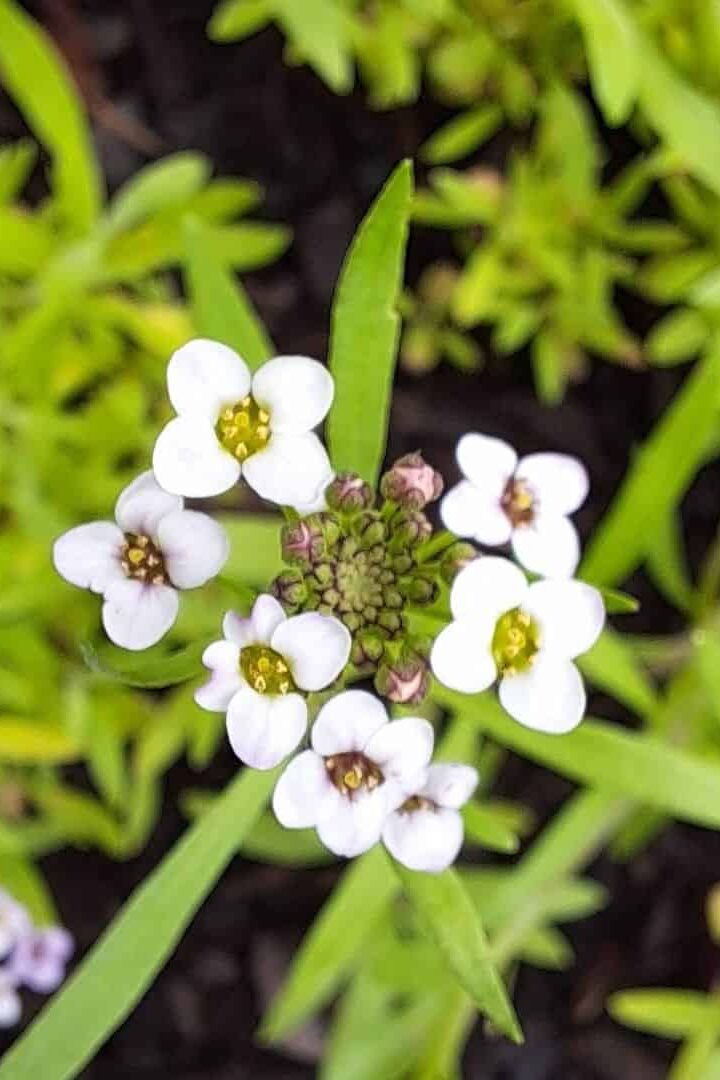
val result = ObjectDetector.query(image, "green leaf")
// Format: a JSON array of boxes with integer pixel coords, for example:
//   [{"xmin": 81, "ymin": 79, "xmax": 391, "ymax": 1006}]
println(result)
[
  {"xmin": 573, "ymin": 0, "xmax": 639, "ymax": 125},
  {"xmin": 0, "ymin": 138, "xmax": 37, "ymax": 204},
  {"xmin": 208, "ymin": 0, "xmax": 272, "ymax": 41},
  {"xmin": 217, "ymin": 513, "xmax": 283, "ymax": 587},
  {"xmin": 0, "ymin": 768, "xmax": 275, "ymax": 1080},
  {"xmin": 394, "ymin": 863, "xmax": 523, "ymax": 1044},
  {"xmin": 328, "ymin": 161, "xmax": 413, "ymax": 483},
  {"xmin": 462, "ymin": 802, "xmax": 520, "ymax": 854},
  {"xmin": 645, "ymin": 510, "xmax": 694, "ymax": 613},
  {"xmin": 420, "ymin": 105, "xmax": 502, "ymax": 165},
  {"xmin": 581, "ymin": 340, "xmax": 720, "ymax": 586},
  {"xmin": 261, "ymin": 846, "xmax": 399, "ymax": 1041},
  {"xmin": 609, "ymin": 990, "xmax": 720, "ymax": 1039},
  {"xmin": 578, "ymin": 630, "xmax": 658, "ymax": 719},
  {"xmin": 0, "ymin": 855, "xmax": 57, "ymax": 926},
  {"xmin": 647, "ymin": 308, "xmax": 708, "ymax": 366},
  {"xmin": 242, "ymin": 813, "xmax": 334, "ymax": 866},
  {"xmin": 80, "ymin": 639, "xmax": 205, "ymax": 689},
  {"xmin": 597, "ymin": 586, "xmax": 640, "ymax": 614},
  {"xmin": 0, "ymin": 208, "xmax": 54, "ymax": 274},
  {"xmin": 272, "ymin": 0, "xmax": 353, "ymax": 94},
  {"xmin": 0, "ymin": 0, "xmax": 102, "ymax": 233},
  {"xmin": 0, "ymin": 720, "xmax": 79, "ymax": 764},
  {"xmin": 105, "ymin": 153, "xmax": 211, "ymax": 236},
  {"xmin": 183, "ymin": 216, "xmax": 274, "ymax": 368}
]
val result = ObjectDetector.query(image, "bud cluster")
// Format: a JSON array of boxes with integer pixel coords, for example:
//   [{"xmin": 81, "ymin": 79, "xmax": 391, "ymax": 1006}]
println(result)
[{"xmin": 271, "ymin": 455, "xmax": 459, "ymax": 706}]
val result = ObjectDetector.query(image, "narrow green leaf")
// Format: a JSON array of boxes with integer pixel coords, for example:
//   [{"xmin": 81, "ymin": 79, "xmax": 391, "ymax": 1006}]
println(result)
[
  {"xmin": 0, "ymin": 139, "xmax": 37, "ymax": 204},
  {"xmin": 647, "ymin": 308, "xmax": 708, "ymax": 366},
  {"xmin": 394, "ymin": 863, "xmax": 523, "ymax": 1044},
  {"xmin": 106, "ymin": 153, "xmax": 211, "ymax": 236},
  {"xmin": 420, "ymin": 105, "xmax": 502, "ymax": 165},
  {"xmin": 208, "ymin": 0, "xmax": 272, "ymax": 42},
  {"xmin": 80, "ymin": 639, "xmax": 205, "ymax": 689},
  {"xmin": 462, "ymin": 802, "xmax": 520, "ymax": 854},
  {"xmin": 646, "ymin": 510, "xmax": 694, "ymax": 613},
  {"xmin": 578, "ymin": 630, "xmax": 658, "ymax": 719},
  {"xmin": 0, "ymin": 768, "xmax": 275, "ymax": 1080},
  {"xmin": 597, "ymin": 586, "xmax": 640, "ymax": 614},
  {"xmin": 217, "ymin": 513, "xmax": 283, "ymax": 587},
  {"xmin": 0, "ymin": 721, "xmax": 79, "ymax": 764},
  {"xmin": 582, "ymin": 340, "xmax": 720, "ymax": 586},
  {"xmin": 272, "ymin": 0, "xmax": 354, "ymax": 94},
  {"xmin": 573, "ymin": 0, "xmax": 639, "ymax": 125},
  {"xmin": 0, "ymin": 0, "xmax": 102, "ymax": 232},
  {"xmin": 183, "ymin": 216, "xmax": 273, "ymax": 368},
  {"xmin": 609, "ymin": 990, "xmax": 720, "ymax": 1039},
  {"xmin": 0, "ymin": 855, "xmax": 57, "ymax": 926},
  {"xmin": 328, "ymin": 161, "xmax": 413, "ymax": 483}
]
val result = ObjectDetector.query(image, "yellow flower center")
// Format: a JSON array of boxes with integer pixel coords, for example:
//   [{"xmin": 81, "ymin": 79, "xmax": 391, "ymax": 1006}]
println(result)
[
  {"xmin": 492, "ymin": 607, "xmax": 540, "ymax": 676},
  {"xmin": 240, "ymin": 644, "xmax": 296, "ymax": 695},
  {"xmin": 120, "ymin": 533, "xmax": 168, "ymax": 585},
  {"xmin": 325, "ymin": 752, "xmax": 384, "ymax": 797},
  {"xmin": 500, "ymin": 476, "xmax": 536, "ymax": 527},
  {"xmin": 215, "ymin": 396, "xmax": 271, "ymax": 462}
]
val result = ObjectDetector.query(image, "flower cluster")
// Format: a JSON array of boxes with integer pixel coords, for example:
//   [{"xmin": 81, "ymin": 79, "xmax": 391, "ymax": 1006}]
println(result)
[
  {"xmin": 0, "ymin": 890, "xmax": 73, "ymax": 1028},
  {"xmin": 53, "ymin": 337, "xmax": 607, "ymax": 875}
]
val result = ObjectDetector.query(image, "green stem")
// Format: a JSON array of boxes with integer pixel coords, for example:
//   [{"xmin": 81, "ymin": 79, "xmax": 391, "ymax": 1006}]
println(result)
[{"xmin": 416, "ymin": 530, "xmax": 456, "ymax": 564}]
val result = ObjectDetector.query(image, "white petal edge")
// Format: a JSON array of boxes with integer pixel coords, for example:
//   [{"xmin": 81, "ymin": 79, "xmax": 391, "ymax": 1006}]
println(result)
[
  {"xmin": 271, "ymin": 613, "xmax": 351, "ymax": 692},
  {"xmin": 450, "ymin": 556, "xmax": 528, "ymax": 623},
  {"xmin": 498, "ymin": 655, "xmax": 586, "ymax": 734},
  {"xmin": 158, "ymin": 509, "xmax": 229, "ymax": 589},
  {"xmin": 383, "ymin": 806, "xmax": 463, "ymax": 873},
  {"xmin": 53, "ymin": 522, "xmax": 125, "ymax": 594},
  {"xmin": 422, "ymin": 763, "xmax": 479, "ymax": 809},
  {"xmin": 311, "ymin": 690, "xmax": 388, "ymax": 756},
  {"xmin": 0, "ymin": 977, "xmax": 21, "ymax": 1029},
  {"xmin": 430, "ymin": 619, "xmax": 497, "ymax": 695},
  {"xmin": 272, "ymin": 749, "xmax": 332, "ymax": 830},
  {"xmin": 251, "ymin": 355, "xmax": 334, "ymax": 435},
  {"xmin": 511, "ymin": 513, "xmax": 580, "ymax": 579},
  {"xmin": 516, "ymin": 452, "xmax": 589, "ymax": 516},
  {"xmin": 316, "ymin": 787, "xmax": 388, "ymax": 858},
  {"xmin": 441, "ymin": 481, "xmax": 512, "ymax": 545},
  {"xmin": 365, "ymin": 716, "xmax": 435, "ymax": 788},
  {"xmin": 524, "ymin": 579, "xmax": 605, "ymax": 659},
  {"xmin": 167, "ymin": 338, "xmax": 251, "ymax": 421},
  {"xmin": 114, "ymin": 470, "xmax": 183, "ymax": 537},
  {"xmin": 242, "ymin": 432, "xmax": 332, "ymax": 511},
  {"xmin": 152, "ymin": 416, "xmax": 240, "ymax": 498},
  {"xmin": 101, "ymin": 579, "xmax": 179, "ymax": 650},
  {"xmin": 226, "ymin": 686, "xmax": 307, "ymax": 770},
  {"xmin": 250, "ymin": 594, "xmax": 287, "ymax": 643},
  {"xmin": 456, "ymin": 432, "xmax": 517, "ymax": 489},
  {"xmin": 195, "ymin": 640, "xmax": 242, "ymax": 712},
  {"xmin": 222, "ymin": 610, "xmax": 257, "ymax": 648}
]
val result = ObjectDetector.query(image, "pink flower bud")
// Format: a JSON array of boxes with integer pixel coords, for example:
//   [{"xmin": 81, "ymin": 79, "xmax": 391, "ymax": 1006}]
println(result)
[{"xmin": 381, "ymin": 453, "xmax": 443, "ymax": 510}]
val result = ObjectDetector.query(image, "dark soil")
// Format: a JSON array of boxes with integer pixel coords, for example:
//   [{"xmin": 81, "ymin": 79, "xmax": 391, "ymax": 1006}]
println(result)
[{"xmin": 3, "ymin": 0, "xmax": 720, "ymax": 1076}]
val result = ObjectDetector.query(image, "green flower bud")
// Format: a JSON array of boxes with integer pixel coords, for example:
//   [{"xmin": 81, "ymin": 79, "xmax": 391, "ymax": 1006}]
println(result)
[
  {"xmin": 326, "ymin": 473, "xmax": 374, "ymax": 513},
  {"xmin": 407, "ymin": 575, "xmax": 439, "ymax": 606},
  {"xmin": 378, "ymin": 610, "xmax": 404, "ymax": 635},
  {"xmin": 374, "ymin": 652, "xmax": 430, "ymax": 706},
  {"xmin": 271, "ymin": 570, "xmax": 307, "ymax": 608},
  {"xmin": 313, "ymin": 563, "xmax": 334, "ymax": 587},
  {"xmin": 351, "ymin": 629, "xmax": 386, "ymax": 667},
  {"xmin": 390, "ymin": 511, "xmax": 433, "ymax": 550},
  {"xmin": 440, "ymin": 541, "xmax": 477, "ymax": 584}
]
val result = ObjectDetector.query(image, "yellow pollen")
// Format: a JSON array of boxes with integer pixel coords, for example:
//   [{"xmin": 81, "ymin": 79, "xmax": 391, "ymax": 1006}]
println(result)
[
  {"xmin": 492, "ymin": 607, "xmax": 541, "ymax": 676},
  {"xmin": 239, "ymin": 644, "xmax": 297, "ymax": 696},
  {"xmin": 216, "ymin": 395, "xmax": 272, "ymax": 461},
  {"xmin": 121, "ymin": 533, "xmax": 168, "ymax": 585}
]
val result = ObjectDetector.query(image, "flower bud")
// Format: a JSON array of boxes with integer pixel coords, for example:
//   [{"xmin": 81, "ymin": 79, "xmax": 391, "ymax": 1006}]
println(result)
[
  {"xmin": 355, "ymin": 514, "xmax": 387, "ymax": 548},
  {"xmin": 381, "ymin": 453, "xmax": 444, "ymax": 510},
  {"xmin": 351, "ymin": 629, "xmax": 386, "ymax": 668},
  {"xmin": 390, "ymin": 511, "xmax": 433, "ymax": 550},
  {"xmin": 407, "ymin": 575, "xmax": 439, "ymax": 606},
  {"xmin": 281, "ymin": 518, "xmax": 325, "ymax": 566},
  {"xmin": 326, "ymin": 473, "xmax": 374, "ymax": 513},
  {"xmin": 374, "ymin": 653, "xmax": 430, "ymax": 706},
  {"xmin": 440, "ymin": 542, "xmax": 477, "ymax": 584},
  {"xmin": 378, "ymin": 610, "xmax": 404, "ymax": 636},
  {"xmin": 271, "ymin": 570, "xmax": 307, "ymax": 608}
]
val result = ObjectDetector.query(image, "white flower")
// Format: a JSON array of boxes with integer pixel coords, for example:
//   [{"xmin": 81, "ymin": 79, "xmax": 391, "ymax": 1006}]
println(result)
[
  {"xmin": 152, "ymin": 339, "xmax": 334, "ymax": 511},
  {"xmin": 196, "ymin": 595, "xmax": 351, "ymax": 770},
  {"xmin": 273, "ymin": 690, "xmax": 434, "ymax": 858},
  {"xmin": 382, "ymin": 763, "xmax": 478, "ymax": 873},
  {"xmin": 441, "ymin": 433, "xmax": 589, "ymax": 578},
  {"xmin": 7, "ymin": 927, "xmax": 73, "ymax": 994},
  {"xmin": 431, "ymin": 557, "xmax": 604, "ymax": 734},
  {"xmin": 53, "ymin": 471, "xmax": 229, "ymax": 651},
  {"xmin": 0, "ymin": 972, "xmax": 21, "ymax": 1029},
  {"xmin": 0, "ymin": 890, "xmax": 29, "ymax": 961}
]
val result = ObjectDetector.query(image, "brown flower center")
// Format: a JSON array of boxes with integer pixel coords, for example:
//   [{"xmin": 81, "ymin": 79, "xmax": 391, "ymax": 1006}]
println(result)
[
  {"xmin": 121, "ymin": 533, "xmax": 168, "ymax": 585},
  {"xmin": 215, "ymin": 395, "xmax": 271, "ymax": 462},
  {"xmin": 325, "ymin": 752, "xmax": 384, "ymax": 797},
  {"xmin": 399, "ymin": 794, "xmax": 434, "ymax": 814},
  {"xmin": 500, "ymin": 476, "xmax": 536, "ymax": 527}
]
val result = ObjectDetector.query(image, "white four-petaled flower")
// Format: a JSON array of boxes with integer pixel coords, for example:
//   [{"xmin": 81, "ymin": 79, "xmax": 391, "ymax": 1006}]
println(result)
[
  {"xmin": 53, "ymin": 471, "xmax": 229, "ymax": 650},
  {"xmin": 196, "ymin": 595, "xmax": 351, "ymax": 770},
  {"xmin": 0, "ymin": 890, "xmax": 29, "ymax": 961},
  {"xmin": 152, "ymin": 339, "xmax": 334, "ymax": 511},
  {"xmin": 7, "ymin": 927, "xmax": 74, "ymax": 994},
  {"xmin": 441, "ymin": 433, "xmax": 589, "ymax": 578},
  {"xmin": 273, "ymin": 690, "xmax": 434, "ymax": 858},
  {"xmin": 0, "ymin": 972, "xmax": 20, "ymax": 1030},
  {"xmin": 382, "ymin": 763, "xmax": 478, "ymax": 873},
  {"xmin": 431, "ymin": 557, "xmax": 604, "ymax": 734}
]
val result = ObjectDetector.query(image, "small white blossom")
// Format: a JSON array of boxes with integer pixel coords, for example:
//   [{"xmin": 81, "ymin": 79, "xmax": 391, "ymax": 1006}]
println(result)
[
  {"xmin": 431, "ymin": 557, "xmax": 604, "ymax": 734},
  {"xmin": 152, "ymin": 339, "xmax": 334, "ymax": 511},
  {"xmin": 273, "ymin": 690, "xmax": 434, "ymax": 858},
  {"xmin": 441, "ymin": 433, "xmax": 589, "ymax": 578},
  {"xmin": 196, "ymin": 595, "xmax": 351, "ymax": 770},
  {"xmin": 382, "ymin": 763, "xmax": 478, "ymax": 873},
  {"xmin": 53, "ymin": 471, "xmax": 229, "ymax": 651},
  {"xmin": 0, "ymin": 972, "xmax": 21, "ymax": 1029},
  {"xmin": 0, "ymin": 890, "xmax": 30, "ymax": 961},
  {"xmin": 7, "ymin": 927, "xmax": 73, "ymax": 994}
]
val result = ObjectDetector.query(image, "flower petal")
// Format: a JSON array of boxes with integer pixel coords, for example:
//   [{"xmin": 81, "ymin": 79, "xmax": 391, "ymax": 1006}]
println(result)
[
  {"xmin": 242, "ymin": 432, "xmax": 333, "ymax": 511},
  {"xmin": 114, "ymin": 470, "xmax": 183, "ymax": 537},
  {"xmin": 167, "ymin": 338, "xmax": 251, "ymax": 421},
  {"xmin": 222, "ymin": 610, "xmax": 257, "ymax": 648},
  {"xmin": 0, "ymin": 977, "xmax": 21, "ymax": 1029},
  {"xmin": 524, "ymin": 579, "xmax": 605, "ymax": 659},
  {"xmin": 516, "ymin": 452, "xmax": 589, "ymax": 515},
  {"xmin": 441, "ymin": 481, "xmax": 512, "ymax": 545},
  {"xmin": 152, "ymin": 416, "xmax": 240, "ymax": 498},
  {"xmin": 271, "ymin": 613, "xmax": 351, "ymax": 692},
  {"xmin": 226, "ymin": 687, "xmax": 307, "ymax": 769},
  {"xmin": 364, "ymin": 716, "xmax": 434, "ymax": 788},
  {"xmin": 272, "ymin": 749, "xmax": 332, "ymax": 829},
  {"xmin": 456, "ymin": 432, "xmax": 516, "ymax": 489},
  {"xmin": 53, "ymin": 522, "xmax": 124, "ymax": 594},
  {"xmin": 430, "ymin": 619, "xmax": 497, "ymax": 694},
  {"xmin": 383, "ymin": 806, "xmax": 463, "ymax": 873},
  {"xmin": 511, "ymin": 514, "xmax": 580, "ymax": 578},
  {"xmin": 195, "ymin": 640, "xmax": 242, "ymax": 711},
  {"xmin": 450, "ymin": 556, "xmax": 528, "ymax": 623},
  {"xmin": 316, "ymin": 787, "xmax": 388, "ymax": 858},
  {"xmin": 101, "ymin": 579, "xmax": 179, "ymax": 650},
  {"xmin": 250, "ymin": 594, "xmax": 287, "ymax": 643},
  {"xmin": 311, "ymin": 690, "xmax": 388, "ymax": 755},
  {"xmin": 422, "ymin": 763, "xmax": 479, "ymax": 809},
  {"xmin": 157, "ymin": 510, "xmax": 229, "ymax": 589},
  {"xmin": 498, "ymin": 655, "xmax": 586, "ymax": 734},
  {"xmin": 252, "ymin": 355, "xmax": 334, "ymax": 435}
]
